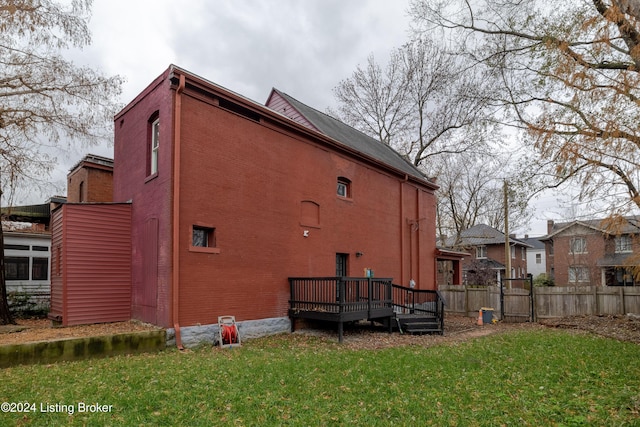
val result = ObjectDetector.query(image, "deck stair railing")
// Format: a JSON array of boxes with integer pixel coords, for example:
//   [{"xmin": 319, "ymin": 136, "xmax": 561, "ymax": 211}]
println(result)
[{"xmin": 391, "ymin": 284, "xmax": 446, "ymax": 334}]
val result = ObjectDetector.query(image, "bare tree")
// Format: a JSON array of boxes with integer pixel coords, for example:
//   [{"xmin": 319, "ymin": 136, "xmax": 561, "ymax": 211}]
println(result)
[
  {"xmin": 411, "ymin": 0, "xmax": 640, "ymax": 216},
  {"xmin": 331, "ymin": 38, "xmax": 500, "ymax": 171},
  {"xmin": 0, "ymin": 0, "xmax": 123, "ymax": 324},
  {"xmin": 435, "ymin": 152, "xmax": 532, "ymax": 245},
  {"xmin": 331, "ymin": 37, "xmax": 523, "ymax": 241}
]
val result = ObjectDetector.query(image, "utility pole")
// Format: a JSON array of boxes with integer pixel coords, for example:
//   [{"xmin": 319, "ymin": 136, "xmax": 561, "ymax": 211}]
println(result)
[{"xmin": 504, "ymin": 180, "xmax": 511, "ymax": 289}]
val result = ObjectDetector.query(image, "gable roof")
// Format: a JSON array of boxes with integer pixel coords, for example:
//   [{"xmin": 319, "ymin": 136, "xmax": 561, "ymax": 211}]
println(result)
[
  {"xmin": 542, "ymin": 215, "xmax": 640, "ymax": 240},
  {"xmin": 444, "ymin": 224, "xmax": 532, "ymax": 248},
  {"xmin": 267, "ymin": 89, "xmax": 429, "ymax": 182}
]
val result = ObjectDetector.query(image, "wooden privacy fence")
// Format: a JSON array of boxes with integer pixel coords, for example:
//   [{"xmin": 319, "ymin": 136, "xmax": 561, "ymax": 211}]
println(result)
[{"xmin": 439, "ymin": 285, "xmax": 640, "ymax": 321}]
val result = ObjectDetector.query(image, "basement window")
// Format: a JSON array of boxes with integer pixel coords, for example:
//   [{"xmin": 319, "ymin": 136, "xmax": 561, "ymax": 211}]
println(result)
[{"xmin": 190, "ymin": 225, "xmax": 221, "ymax": 254}]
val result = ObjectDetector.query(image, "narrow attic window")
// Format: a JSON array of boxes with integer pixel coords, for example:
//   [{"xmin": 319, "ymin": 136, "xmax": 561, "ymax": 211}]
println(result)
[
  {"xmin": 147, "ymin": 112, "xmax": 160, "ymax": 177},
  {"xmin": 337, "ymin": 177, "xmax": 351, "ymax": 198}
]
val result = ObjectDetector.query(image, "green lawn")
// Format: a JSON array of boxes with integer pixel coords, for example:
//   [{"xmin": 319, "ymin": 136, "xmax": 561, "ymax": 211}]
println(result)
[{"xmin": 1, "ymin": 329, "xmax": 638, "ymax": 426}]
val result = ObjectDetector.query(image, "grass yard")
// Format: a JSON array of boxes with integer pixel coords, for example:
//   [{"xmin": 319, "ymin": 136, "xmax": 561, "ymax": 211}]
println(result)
[{"xmin": 0, "ymin": 329, "xmax": 639, "ymax": 426}]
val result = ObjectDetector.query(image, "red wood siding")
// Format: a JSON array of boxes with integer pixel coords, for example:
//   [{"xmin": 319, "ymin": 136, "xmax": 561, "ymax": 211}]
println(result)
[
  {"xmin": 52, "ymin": 204, "xmax": 132, "ymax": 326},
  {"xmin": 49, "ymin": 208, "xmax": 64, "ymax": 320},
  {"xmin": 266, "ymin": 91, "xmax": 318, "ymax": 131}
]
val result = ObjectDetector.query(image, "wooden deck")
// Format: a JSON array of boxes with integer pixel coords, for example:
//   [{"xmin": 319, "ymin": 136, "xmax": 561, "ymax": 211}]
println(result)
[{"xmin": 289, "ymin": 277, "xmax": 445, "ymax": 342}]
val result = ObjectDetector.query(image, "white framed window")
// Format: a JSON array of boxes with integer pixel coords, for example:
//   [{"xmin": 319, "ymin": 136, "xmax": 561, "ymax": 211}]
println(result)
[
  {"xmin": 536, "ymin": 253, "xmax": 542, "ymax": 264},
  {"xmin": 615, "ymin": 235, "xmax": 632, "ymax": 253},
  {"xmin": 511, "ymin": 246, "xmax": 515, "ymax": 259},
  {"xmin": 476, "ymin": 246, "xmax": 487, "ymax": 259},
  {"xmin": 570, "ymin": 237, "xmax": 587, "ymax": 254},
  {"xmin": 521, "ymin": 247, "xmax": 526, "ymax": 260},
  {"xmin": 337, "ymin": 177, "xmax": 351, "ymax": 198},
  {"xmin": 150, "ymin": 117, "xmax": 160, "ymax": 175},
  {"xmin": 568, "ymin": 266, "xmax": 589, "ymax": 283}
]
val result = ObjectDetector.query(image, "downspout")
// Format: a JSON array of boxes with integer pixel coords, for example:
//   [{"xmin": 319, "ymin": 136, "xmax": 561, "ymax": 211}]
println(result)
[
  {"xmin": 400, "ymin": 175, "xmax": 408, "ymax": 286},
  {"xmin": 172, "ymin": 73, "xmax": 185, "ymax": 350},
  {"xmin": 416, "ymin": 187, "xmax": 421, "ymax": 289}
]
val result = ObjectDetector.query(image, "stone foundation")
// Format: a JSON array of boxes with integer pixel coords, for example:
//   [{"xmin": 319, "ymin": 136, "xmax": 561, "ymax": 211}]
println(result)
[{"xmin": 166, "ymin": 317, "xmax": 291, "ymax": 348}]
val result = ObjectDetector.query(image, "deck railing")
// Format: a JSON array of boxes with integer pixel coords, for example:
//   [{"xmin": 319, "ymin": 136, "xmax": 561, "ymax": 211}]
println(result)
[
  {"xmin": 288, "ymin": 277, "xmax": 393, "ymax": 316},
  {"xmin": 391, "ymin": 284, "xmax": 446, "ymax": 331}
]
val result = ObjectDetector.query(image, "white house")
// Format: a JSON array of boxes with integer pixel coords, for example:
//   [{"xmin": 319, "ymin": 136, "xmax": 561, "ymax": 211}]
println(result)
[
  {"xmin": 3, "ymin": 223, "xmax": 52, "ymax": 311},
  {"xmin": 521, "ymin": 236, "xmax": 546, "ymax": 278}
]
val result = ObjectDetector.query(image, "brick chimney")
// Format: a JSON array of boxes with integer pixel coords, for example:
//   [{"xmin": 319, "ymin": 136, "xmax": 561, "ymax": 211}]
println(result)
[{"xmin": 547, "ymin": 220, "xmax": 554, "ymax": 235}]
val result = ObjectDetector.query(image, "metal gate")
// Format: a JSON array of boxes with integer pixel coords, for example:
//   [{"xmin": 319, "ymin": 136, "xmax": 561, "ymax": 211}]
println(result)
[{"xmin": 500, "ymin": 275, "xmax": 534, "ymax": 322}]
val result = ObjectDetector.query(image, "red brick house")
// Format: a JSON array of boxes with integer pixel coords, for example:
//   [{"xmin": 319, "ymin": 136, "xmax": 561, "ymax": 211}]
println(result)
[
  {"xmin": 66, "ymin": 154, "xmax": 114, "ymax": 203},
  {"xmin": 542, "ymin": 217, "xmax": 640, "ymax": 286},
  {"xmin": 444, "ymin": 224, "xmax": 530, "ymax": 285},
  {"xmin": 92, "ymin": 65, "xmax": 449, "ymax": 345}
]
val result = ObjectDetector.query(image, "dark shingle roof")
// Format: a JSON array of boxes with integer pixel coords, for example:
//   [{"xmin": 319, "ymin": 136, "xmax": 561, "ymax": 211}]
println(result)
[
  {"xmin": 444, "ymin": 224, "xmax": 532, "ymax": 248},
  {"xmin": 521, "ymin": 237, "xmax": 545, "ymax": 250},
  {"xmin": 546, "ymin": 215, "xmax": 640, "ymax": 238},
  {"xmin": 271, "ymin": 89, "xmax": 427, "ymax": 181}
]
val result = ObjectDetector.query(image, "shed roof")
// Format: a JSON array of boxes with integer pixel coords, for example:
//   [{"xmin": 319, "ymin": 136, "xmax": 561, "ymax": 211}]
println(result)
[{"xmin": 268, "ymin": 89, "xmax": 429, "ymax": 182}]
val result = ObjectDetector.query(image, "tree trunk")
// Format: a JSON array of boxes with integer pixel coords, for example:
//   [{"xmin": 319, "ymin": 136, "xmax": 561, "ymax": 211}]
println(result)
[
  {"xmin": 0, "ymin": 190, "xmax": 15, "ymax": 324},
  {"xmin": 0, "ymin": 218, "xmax": 15, "ymax": 325}
]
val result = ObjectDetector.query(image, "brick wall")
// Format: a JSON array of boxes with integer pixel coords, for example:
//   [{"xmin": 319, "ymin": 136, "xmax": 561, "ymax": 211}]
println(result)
[
  {"xmin": 113, "ymin": 68, "xmax": 438, "ymax": 328},
  {"xmin": 67, "ymin": 162, "xmax": 113, "ymax": 203}
]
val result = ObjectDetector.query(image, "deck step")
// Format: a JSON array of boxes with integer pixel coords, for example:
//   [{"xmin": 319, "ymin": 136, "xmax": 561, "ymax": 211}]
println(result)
[
  {"xmin": 396, "ymin": 315, "xmax": 442, "ymax": 335},
  {"xmin": 404, "ymin": 328, "xmax": 443, "ymax": 335}
]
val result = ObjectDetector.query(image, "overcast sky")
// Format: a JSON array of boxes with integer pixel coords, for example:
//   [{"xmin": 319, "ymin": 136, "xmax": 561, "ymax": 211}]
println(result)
[
  {"xmin": 42, "ymin": 0, "xmax": 412, "ymax": 197},
  {"xmin": 35, "ymin": 0, "xmax": 562, "ymax": 235}
]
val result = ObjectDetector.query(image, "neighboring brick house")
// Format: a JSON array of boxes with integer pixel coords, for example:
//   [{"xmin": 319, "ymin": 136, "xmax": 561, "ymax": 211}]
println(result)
[
  {"xmin": 444, "ymin": 224, "xmax": 530, "ymax": 285},
  {"xmin": 52, "ymin": 65, "xmax": 453, "ymax": 344},
  {"xmin": 66, "ymin": 154, "xmax": 113, "ymax": 203},
  {"xmin": 541, "ymin": 217, "xmax": 640, "ymax": 286}
]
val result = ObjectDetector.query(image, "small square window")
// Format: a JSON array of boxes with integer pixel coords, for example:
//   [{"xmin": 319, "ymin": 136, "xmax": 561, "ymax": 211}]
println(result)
[
  {"xmin": 193, "ymin": 226, "xmax": 215, "ymax": 247},
  {"xmin": 190, "ymin": 225, "xmax": 221, "ymax": 254}
]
